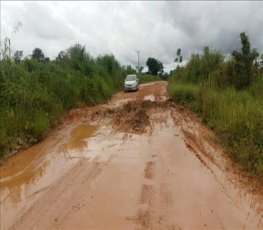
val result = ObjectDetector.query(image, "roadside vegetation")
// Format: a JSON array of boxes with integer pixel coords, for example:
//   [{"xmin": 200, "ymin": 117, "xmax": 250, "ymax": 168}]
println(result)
[
  {"xmin": 168, "ymin": 33, "xmax": 263, "ymax": 177},
  {"xmin": 0, "ymin": 41, "xmax": 134, "ymax": 158},
  {"xmin": 138, "ymin": 74, "xmax": 161, "ymax": 84},
  {"xmin": 125, "ymin": 62, "xmax": 164, "ymax": 83}
]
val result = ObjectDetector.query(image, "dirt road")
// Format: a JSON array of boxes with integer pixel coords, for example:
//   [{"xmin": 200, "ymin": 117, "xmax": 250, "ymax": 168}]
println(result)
[{"xmin": 1, "ymin": 81, "xmax": 263, "ymax": 230}]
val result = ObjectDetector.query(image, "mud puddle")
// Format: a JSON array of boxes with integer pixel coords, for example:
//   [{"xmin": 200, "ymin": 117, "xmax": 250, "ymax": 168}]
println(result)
[
  {"xmin": 63, "ymin": 124, "xmax": 98, "ymax": 151},
  {"xmin": 0, "ymin": 123, "xmax": 98, "ymax": 230}
]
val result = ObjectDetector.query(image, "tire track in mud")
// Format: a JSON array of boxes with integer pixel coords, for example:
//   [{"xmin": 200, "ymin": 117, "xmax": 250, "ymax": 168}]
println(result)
[
  {"xmin": 136, "ymin": 150, "xmax": 176, "ymax": 230},
  {"xmin": 135, "ymin": 158, "xmax": 156, "ymax": 229},
  {"xmin": 171, "ymin": 107, "xmax": 263, "ymax": 227},
  {"xmin": 144, "ymin": 161, "xmax": 155, "ymax": 180},
  {"xmin": 155, "ymin": 148, "xmax": 177, "ymax": 230},
  {"xmin": 9, "ymin": 155, "xmax": 115, "ymax": 230},
  {"xmin": 137, "ymin": 188, "xmax": 154, "ymax": 228},
  {"xmin": 160, "ymin": 183, "xmax": 173, "ymax": 208}
]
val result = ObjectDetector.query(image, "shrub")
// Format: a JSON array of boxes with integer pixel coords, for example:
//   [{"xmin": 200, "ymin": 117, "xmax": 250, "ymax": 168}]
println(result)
[
  {"xmin": 168, "ymin": 32, "xmax": 263, "ymax": 177},
  {"xmin": 0, "ymin": 44, "xmax": 127, "ymax": 158}
]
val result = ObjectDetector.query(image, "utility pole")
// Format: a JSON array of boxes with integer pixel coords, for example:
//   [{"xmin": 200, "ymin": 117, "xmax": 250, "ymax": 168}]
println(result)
[{"xmin": 137, "ymin": 51, "xmax": 140, "ymax": 73}]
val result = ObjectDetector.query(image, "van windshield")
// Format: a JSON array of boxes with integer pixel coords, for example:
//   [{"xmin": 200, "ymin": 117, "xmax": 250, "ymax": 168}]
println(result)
[{"xmin": 126, "ymin": 75, "xmax": 136, "ymax": 81}]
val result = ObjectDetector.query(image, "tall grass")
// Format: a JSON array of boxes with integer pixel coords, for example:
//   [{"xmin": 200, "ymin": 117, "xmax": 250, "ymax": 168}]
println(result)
[
  {"xmin": 0, "ymin": 44, "xmax": 128, "ymax": 158},
  {"xmin": 200, "ymin": 85, "xmax": 263, "ymax": 174},
  {"xmin": 168, "ymin": 44, "xmax": 263, "ymax": 177},
  {"xmin": 138, "ymin": 74, "xmax": 161, "ymax": 84},
  {"xmin": 168, "ymin": 83, "xmax": 198, "ymax": 104}
]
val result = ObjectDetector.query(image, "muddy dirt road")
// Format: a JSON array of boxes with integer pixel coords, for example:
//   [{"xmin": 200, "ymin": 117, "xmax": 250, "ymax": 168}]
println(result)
[{"xmin": 1, "ymin": 81, "xmax": 263, "ymax": 230}]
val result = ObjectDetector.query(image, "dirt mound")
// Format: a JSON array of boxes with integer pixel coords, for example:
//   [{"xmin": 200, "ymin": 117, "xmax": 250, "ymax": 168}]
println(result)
[
  {"xmin": 85, "ymin": 99, "xmax": 175, "ymax": 134},
  {"xmin": 111, "ymin": 100, "xmax": 151, "ymax": 134},
  {"xmin": 66, "ymin": 99, "xmax": 174, "ymax": 134}
]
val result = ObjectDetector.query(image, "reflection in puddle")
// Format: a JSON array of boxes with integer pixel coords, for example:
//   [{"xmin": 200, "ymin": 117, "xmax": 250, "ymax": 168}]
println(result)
[
  {"xmin": 63, "ymin": 124, "xmax": 97, "ymax": 151},
  {"xmin": 1, "ymin": 162, "xmax": 49, "ymax": 204},
  {"xmin": 0, "ymin": 137, "xmax": 52, "ymax": 180},
  {"xmin": 0, "ymin": 124, "xmax": 97, "ymax": 207},
  {"xmin": 0, "ymin": 136, "xmax": 55, "ymax": 203}
]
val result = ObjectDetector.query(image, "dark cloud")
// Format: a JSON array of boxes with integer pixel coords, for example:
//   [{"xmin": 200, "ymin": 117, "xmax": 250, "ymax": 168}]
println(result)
[{"xmin": 1, "ymin": 1, "xmax": 263, "ymax": 71}]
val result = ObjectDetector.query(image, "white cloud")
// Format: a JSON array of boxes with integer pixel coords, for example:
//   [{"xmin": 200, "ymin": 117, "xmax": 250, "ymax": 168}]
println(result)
[{"xmin": 1, "ymin": 1, "xmax": 263, "ymax": 71}]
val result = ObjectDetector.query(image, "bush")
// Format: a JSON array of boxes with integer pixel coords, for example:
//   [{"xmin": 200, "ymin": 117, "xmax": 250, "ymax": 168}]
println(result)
[
  {"xmin": 0, "ymin": 44, "xmax": 127, "ymax": 158},
  {"xmin": 168, "ymin": 33, "xmax": 263, "ymax": 177},
  {"xmin": 138, "ymin": 74, "xmax": 161, "ymax": 84},
  {"xmin": 168, "ymin": 83, "xmax": 198, "ymax": 104},
  {"xmin": 168, "ymin": 79, "xmax": 263, "ymax": 176}
]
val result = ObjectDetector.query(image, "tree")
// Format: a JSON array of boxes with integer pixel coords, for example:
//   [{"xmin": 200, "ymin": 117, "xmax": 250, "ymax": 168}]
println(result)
[
  {"xmin": 136, "ymin": 66, "xmax": 144, "ymax": 73},
  {"xmin": 56, "ymin": 50, "xmax": 67, "ymax": 61},
  {"xmin": 146, "ymin": 57, "xmax": 164, "ymax": 75},
  {"xmin": 67, "ymin": 44, "xmax": 86, "ymax": 61},
  {"xmin": 232, "ymin": 32, "xmax": 259, "ymax": 89},
  {"xmin": 1, "ymin": 37, "xmax": 11, "ymax": 60},
  {"xmin": 65, "ymin": 44, "xmax": 91, "ymax": 72},
  {"xmin": 125, "ymin": 65, "xmax": 137, "ymax": 75},
  {"xmin": 97, "ymin": 54, "xmax": 120, "ymax": 75},
  {"xmin": 160, "ymin": 72, "xmax": 169, "ymax": 81},
  {"xmin": 14, "ymin": 50, "xmax": 23, "ymax": 63},
  {"xmin": 32, "ymin": 48, "xmax": 45, "ymax": 61},
  {"xmin": 174, "ymin": 48, "xmax": 183, "ymax": 66},
  {"xmin": 44, "ymin": 57, "xmax": 50, "ymax": 63},
  {"xmin": 259, "ymin": 54, "xmax": 263, "ymax": 73}
]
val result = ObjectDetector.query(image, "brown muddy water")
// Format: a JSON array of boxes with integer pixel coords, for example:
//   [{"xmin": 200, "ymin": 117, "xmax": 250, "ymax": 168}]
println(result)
[
  {"xmin": 0, "ymin": 124, "xmax": 98, "ymax": 230},
  {"xmin": 63, "ymin": 124, "xmax": 98, "ymax": 151}
]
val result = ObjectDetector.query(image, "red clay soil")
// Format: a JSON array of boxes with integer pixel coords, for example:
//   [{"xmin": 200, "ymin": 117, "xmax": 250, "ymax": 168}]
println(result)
[{"xmin": 1, "ymin": 81, "xmax": 263, "ymax": 230}]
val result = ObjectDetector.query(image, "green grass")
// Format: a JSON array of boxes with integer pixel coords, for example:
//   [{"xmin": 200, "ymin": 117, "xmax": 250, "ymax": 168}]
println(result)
[
  {"xmin": 168, "ymin": 79, "xmax": 263, "ymax": 177},
  {"xmin": 0, "ymin": 45, "xmax": 128, "ymax": 158},
  {"xmin": 168, "ymin": 82, "xmax": 198, "ymax": 104},
  {"xmin": 138, "ymin": 74, "xmax": 161, "ymax": 84},
  {"xmin": 167, "ymin": 37, "xmax": 263, "ymax": 177}
]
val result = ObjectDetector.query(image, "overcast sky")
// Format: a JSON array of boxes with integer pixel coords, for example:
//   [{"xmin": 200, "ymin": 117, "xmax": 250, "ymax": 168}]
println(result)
[{"xmin": 1, "ymin": 1, "xmax": 263, "ymax": 71}]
